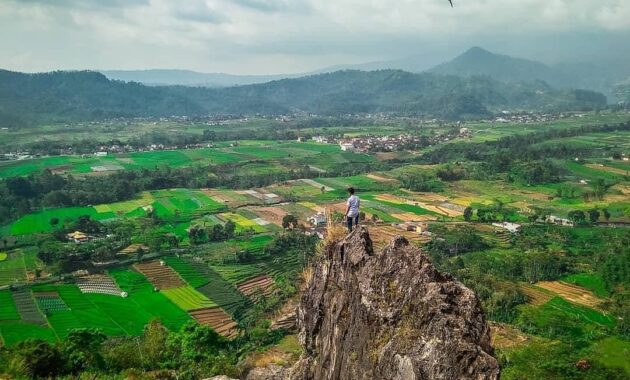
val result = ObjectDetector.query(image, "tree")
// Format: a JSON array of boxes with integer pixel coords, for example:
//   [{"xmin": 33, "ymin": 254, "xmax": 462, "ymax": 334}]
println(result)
[
  {"xmin": 359, "ymin": 211, "xmax": 366, "ymax": 221},
  {"xmin": 282, "ymin": 214, "xmax": 299, "ymax": 229},
  {"xmin": 588, "ymin": 209, "xmax": 600, "ymax": 224},
  {"xmin": 188, "ymin": 226, "xmax": 207, "ymax": 245},
  {"xmin": 370, "ymin": 213, "xmax": 380, "ymax": 222},
  {"xmin": 568, "ymin": 210, "xmax": 586, "ymax": 225},
  {"xmin": 224, "ymin": 220, "xmax": 236, "ymax": 238},
  {"xmin": 49, "ymin": 217, "xmax": 59, "ymax": 229},
  {"xmin": 602, "ymin": 208, "xmax": 611, "ymax": 221},
  {"xmin": 63, "ymin": 329, "xmax": 107, "ymax": 373},
  {"xmin": 11, "ymin": 339, "xmax": 66, "ymax": 379},
  {"xmin": 463, "ymin": 207, "xmax": 473, "ymax": 222},
  {"xmin": 140, "ymin": 320, "xmax": 169, "ymax": 368}
]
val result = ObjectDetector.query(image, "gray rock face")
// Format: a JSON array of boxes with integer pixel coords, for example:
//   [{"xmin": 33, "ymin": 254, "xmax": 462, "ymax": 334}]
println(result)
[{"xmin": 290, "ymin": 227, "xmax": 500, "ymax": 380}]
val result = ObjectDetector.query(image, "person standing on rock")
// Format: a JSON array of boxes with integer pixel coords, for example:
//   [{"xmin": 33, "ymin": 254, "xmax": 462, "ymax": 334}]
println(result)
[{"xmin": 345, "ymin": 187, "xmax": 360, "ymax": 232}]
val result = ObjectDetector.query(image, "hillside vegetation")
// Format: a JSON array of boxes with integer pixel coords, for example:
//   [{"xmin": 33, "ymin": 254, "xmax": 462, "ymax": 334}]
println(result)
[{"xmin": 0, "ymin": 69, "xmax": 606, "ymax": 128}]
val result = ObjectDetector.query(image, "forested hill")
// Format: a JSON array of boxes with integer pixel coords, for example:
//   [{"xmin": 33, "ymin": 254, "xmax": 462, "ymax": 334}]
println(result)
[
  {"xmin": 428, "ymin": 47, "xmax": 630, "ymax": 103},
  {"xmin": 430, "ymin": 47, "xmax": 561, "ymax": 85},
  {"xmin": 0, "ymin": 68, "xmax": 607, "ymax": 128}
]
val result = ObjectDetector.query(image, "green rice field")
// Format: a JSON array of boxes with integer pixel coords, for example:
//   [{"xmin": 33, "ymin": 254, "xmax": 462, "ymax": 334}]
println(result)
[
  {"xmin": 0, "ymin": 251, "xmax": 27, "ymax": 286},
  {"xmin": 161, "ymin": 286, "xmax": 216, "ymax": 311}
]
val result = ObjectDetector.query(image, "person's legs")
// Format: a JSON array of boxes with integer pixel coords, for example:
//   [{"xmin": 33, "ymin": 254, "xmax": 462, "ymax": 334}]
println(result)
[
  {"xmin": 353, "ymin": 215, "xmax": 359, "ymax": 229},
  {"xmin": 347, "ymin": 216, "xmax": 353, "ymax": 232}
]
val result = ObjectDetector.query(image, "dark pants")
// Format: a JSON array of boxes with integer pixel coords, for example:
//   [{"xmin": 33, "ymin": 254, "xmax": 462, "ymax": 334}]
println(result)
[{"xmin": 347, "ymin": 215, "xmax": 359, "ymax": 232}]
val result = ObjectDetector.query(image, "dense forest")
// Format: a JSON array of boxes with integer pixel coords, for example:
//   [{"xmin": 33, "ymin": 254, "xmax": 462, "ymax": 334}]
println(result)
[{"xmin": 0, "ymin": 69, "xmax": 607, "ymax": 128}]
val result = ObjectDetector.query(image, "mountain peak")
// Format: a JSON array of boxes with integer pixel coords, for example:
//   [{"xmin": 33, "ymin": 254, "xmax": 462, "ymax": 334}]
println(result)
[
  {"xmin": 463, "ymin": 46, "xmax": 494, "ymax": 57},
  {"xmin": 277, "ymin": 227, "xmax": 500, "ymax": 379},
  {"xmin": 429, "ymin": 46, "xmax": 560, "ymax": 85}
]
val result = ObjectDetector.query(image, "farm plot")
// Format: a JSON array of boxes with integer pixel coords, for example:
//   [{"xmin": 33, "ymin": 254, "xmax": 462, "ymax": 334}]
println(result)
[
  {"xmin": 562, "ymin": 273, "xmax": 608, "ymax": 298},
  {"xmin": 218, "ymin": 212, "xmax": 267, "ymax": 233},
  {"xmin": 0, "ymin": 156, "xmax": 75, "ymax": 178},
  {"xmin": 279, "ymin": 203, "xmax": 316, "ymax": 222},
  {"xmin": 536, "ymin": 297, "xmax": 614, "ymax": 328},
  {"xmin": 249, "ymin": 206, "xmax": 288, "ymax": 227},
  {"xmin": 189, "ymin": 307, "xmax": 239, "ymax": 338},
  {"xmin": 196, "ymin": 276, "xmax": 253, "ymax": 321},
  {"xmin": 585, "ymin": 163, "xmax": 629, "ymax": 176},
  {"xmin": 161, "ymin": 286, "xmax": 216, "ymax": 311},
  {"xmin": 230, "ymin": 145, "xmax": 289, "ymax": 159},
  {"xmin": 12, "ymin": 289, "xmax": 47, "ymax": 326},
  {"xmin": 0, "ymin": 251, "xmax": 26, "ymax": 285},
  {"xmin": 76, "ymin": 275, "xmax": 123, "ymax": 296},
  {"xmin": 0, "ymin": 290, "xmax": 20, "ymax": 321},
  {"xmin": 134, "ymin": 261, "xmax": 185, "ymax": 289},
  {"xmin": 236, "ymin": 189, "xmax": 281, "ymax": 204},
  {"xmin": 31, "ymin": 282, "xmax": 179, "ymax": 339},
  {"xmin": 202, "ymin": 189, "xmax": 259, "ymax": 207},
  {"xmin": 150, "ymin": 189, "xmax": 227, "ymax": 219},
  {"xmin": 9, "ymin": 206, "xmax": 116, "ymax": 235},
  {"xmin": 164, "ymin": 256, "xmax": 209, "ymax": 288},
  {"xmin": 236, "ymin": 275, "xmax": 275, "ymax": 299},
  {"xmin": 316, "ymin": 175, "xmax": 389, "ymax": 192},
  {"xmin": 94, "ymin": 192, "xmax": 155, "ymax": 215},
  {"xmin": 109, "ymin": 269, "xmax": 191, "ymax": 332},
  {"xmin": 211, "ymin": 263, "xmax": 265, "ymax": 285},
  {"xmin": 520, "ymin": 283, "xmax": 554, "ymax": 305},
  {"xmin": 535, "ymin": 281, "xmax": 604, "ymax": 310},
  {"xmin": 369, "ymin": 226, "xmax": 431, "ymax": 250},
  {"xmin": 34, "ymin": 292, "xmax": 70, "ymax": 314},
  {"xmin": 373, "ymin": 194, "xmax": 445, "ymax": 217},
  {"xmin": 169, "ymin": 256, "xmax": 253, "ymax": 321},
  {"xmin": 0, "ymin": 323, "xmax": 57, "ymax": 346},
  {"xmin": 366, "ymin": 173, "xmax": 399, "ymax": 183}
]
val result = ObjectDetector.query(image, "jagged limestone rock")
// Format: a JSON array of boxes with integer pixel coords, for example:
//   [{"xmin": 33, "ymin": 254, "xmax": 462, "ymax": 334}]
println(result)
[{"xmin": 289, "ymin": 227, "xmax": 500, "ymax": 380}]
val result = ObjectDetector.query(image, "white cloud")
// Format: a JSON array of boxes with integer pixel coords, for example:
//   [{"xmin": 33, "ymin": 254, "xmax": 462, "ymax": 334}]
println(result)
[{"xmin": 1, "ymin": 0, "xmax": 629, "ymax": 73}]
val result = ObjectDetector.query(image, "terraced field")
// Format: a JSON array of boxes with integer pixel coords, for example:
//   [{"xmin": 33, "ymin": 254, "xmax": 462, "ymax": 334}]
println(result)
[
  {"xmin": 164, "ymin": 256, "xmax": 210, "ymax": 288},
  {"xmin": 34, "ymin": 292, "xmax": 70, "ymax": 314},
  {"xmin": 189, "ymin": 307, "xmax": 239, "ymax": 338},
  {"xmin": 0, "ymin": 251, "xmax": 26, "ymax": 285},
  {"xmin": 236, "ymin": 275, "xmax": 275, "ymax": 299},
  {"xmin": 12, "ymin": 288, "xmax": 47, "ymax": 326},
  {"xmin": 218, "ymin": 212, "xmax": 267, "ymax": 233},
  {"xmin": 535, "ymin": 281, "xmax": 604, "ymax": 310},
  {"xmin": 0, "ymin": 290, "xmax": 20, "ymax": 321},
  {"xmin": 161, "ymin": 286, "xmax": 216, "ymax": 311},
  {"xmin": 134, "ymin": 261, "xmax": 185, "ymax": 289},
  {"xmin": 108, "ymin": 269, "xmax": 191, "ymax": 332},
  {"xmin": 186, "ymin": 261, "xmax": 254, "ymax": 321}
]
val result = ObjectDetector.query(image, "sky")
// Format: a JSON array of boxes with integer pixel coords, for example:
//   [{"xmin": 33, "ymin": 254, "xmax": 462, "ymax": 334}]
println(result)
[{"xmin": 1, "ymin": 0, "xmax": 629, "ymax": 74}]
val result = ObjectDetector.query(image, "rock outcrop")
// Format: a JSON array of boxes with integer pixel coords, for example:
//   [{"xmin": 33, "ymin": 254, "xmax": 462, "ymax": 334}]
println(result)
[{"xmin": 287, "ymin": 227, "xmax": 500, "ymax": 380}]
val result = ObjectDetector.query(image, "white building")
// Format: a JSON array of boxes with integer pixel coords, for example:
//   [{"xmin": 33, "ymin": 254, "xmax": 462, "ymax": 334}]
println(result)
[
  {"xmin": 492, "ymin": 222, "xmax": 521, "ymax": 233},
  {"xmin": 548, "ymin": 215, "xmax": 574, "ymax": 226},
  {"xmin": 340, "ymin": 142, "xmax": 355, "ymax": 151},
  {"xmin": 307, "ymin": 213, "xmax": 327, "ymax": 226}
]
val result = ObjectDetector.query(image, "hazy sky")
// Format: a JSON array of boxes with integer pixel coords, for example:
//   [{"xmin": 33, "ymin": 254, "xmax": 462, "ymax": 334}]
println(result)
[{"xmin": 1, "ymin": 0, "xmax": 629, "ymax": 74}]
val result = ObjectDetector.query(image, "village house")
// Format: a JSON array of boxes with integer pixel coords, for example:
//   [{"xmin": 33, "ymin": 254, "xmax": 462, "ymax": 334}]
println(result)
[
  {"xmin": 548, "ymin": 215, "xmax": 574, "ymax": 227},
  {"xmin": 307, "ymin": 213, "xmax": 327, "ymax": 226},
  {"xmin": 339, "ymin": 142, "xmax": 356, "ymax": 151},
  {"xmin": 66, "ymin": 231, "xmax": 91, "ymax": 244},
  {"xmin": 492, "ymin": 222, "xmax": 521, "ymax": 234}
]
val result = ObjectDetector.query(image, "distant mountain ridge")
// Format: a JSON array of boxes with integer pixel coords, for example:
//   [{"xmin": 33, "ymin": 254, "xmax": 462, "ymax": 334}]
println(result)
[
  {"xmin": 0, "ymin": 68, "xmax": 607, "ymax": 128},
  {"xmin": 101, "ymin": 69, "xmax": 297, "ymax": 88},
  {"xmin": 429, "ymin": 47, "xmax": 563, "ymax": 85},
  {"xmin": 427, "ymin": 47, "xmax": 630, "ymax": 103}
]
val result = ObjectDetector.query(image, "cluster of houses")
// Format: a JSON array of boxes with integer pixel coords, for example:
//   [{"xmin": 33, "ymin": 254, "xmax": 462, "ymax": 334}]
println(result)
[
  {"xmin": 492, "ymin": 112, "xmax": 564, "ymax": 124},
  {"xmin": 311, "ymin": 132, "xmax": 465, "ymax": 153}
]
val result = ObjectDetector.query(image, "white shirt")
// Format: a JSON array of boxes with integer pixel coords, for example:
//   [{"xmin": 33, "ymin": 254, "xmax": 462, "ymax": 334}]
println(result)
[{"xmin": 346, "ymin": 195, "xmax": 360, "ymax": 217}]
